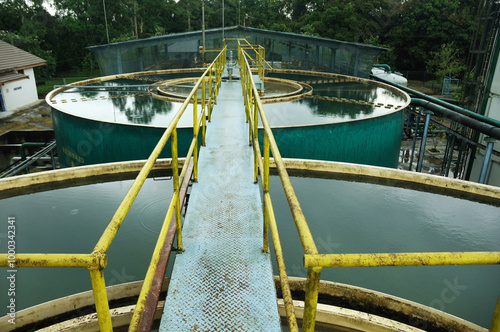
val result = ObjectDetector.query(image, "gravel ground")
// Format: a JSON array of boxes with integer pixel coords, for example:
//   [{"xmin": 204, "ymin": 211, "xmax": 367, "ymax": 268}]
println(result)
[{"xmin": 0, "ymin": 100, "xmax": 53, "ymax": 135}]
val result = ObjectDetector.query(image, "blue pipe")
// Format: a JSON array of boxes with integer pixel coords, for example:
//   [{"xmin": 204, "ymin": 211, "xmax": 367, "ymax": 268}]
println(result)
[
  {"xmin": 479, "ymin": 138, "xmax": 496, "ymax": 184},
  {"xmin": 416, "ymin": 111, "xmax": 433, "ymax": 172}
]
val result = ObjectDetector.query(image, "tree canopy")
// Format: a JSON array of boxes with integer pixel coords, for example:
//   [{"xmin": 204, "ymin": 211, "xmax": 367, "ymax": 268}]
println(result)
[{"xmin": 0, "ymin": 0, "xmax": 480, "ymax": 78}]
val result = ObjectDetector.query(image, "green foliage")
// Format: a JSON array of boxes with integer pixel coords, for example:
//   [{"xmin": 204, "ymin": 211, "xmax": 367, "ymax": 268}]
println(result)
[
  {"xmin": 426, "ymin": 43, "xmax": 466, "ymax": 82},
  {"xmin": 381, "ymin": 0, "xmax": 478, "ymax": 71},
  {"xmin": 0, "ymin": 30, "xmax": 56, "ymax": 79},
  {"xmin": 0, "ymin": 0, "xmax": 481, "ymax": 80},
  {"xmin": 269, "ymin": 23, "xmax": 292, "ymax": 33},
  {"xmin": 300, "ymin": 24, "xmax": 319, "ymax": 37}
]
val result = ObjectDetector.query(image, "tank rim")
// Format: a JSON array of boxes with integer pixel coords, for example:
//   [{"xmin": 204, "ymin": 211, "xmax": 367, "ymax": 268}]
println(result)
[
  {"xmin": 0, "ymin": 158, "xmax": 498, "ymax": 205},
  {"xmin": 45, "ymin": 68, "xmax": 411, "ymax": 129},
  {"xmin": 0, "ymin": 277, "xmax": 486, "ymax": 332}
]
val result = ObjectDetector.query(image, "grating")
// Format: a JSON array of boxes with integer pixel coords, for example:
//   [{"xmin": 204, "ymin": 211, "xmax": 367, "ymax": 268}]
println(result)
[{"xmin": 159, "ymin": 82, "xmax": 281, "ymax": 331}]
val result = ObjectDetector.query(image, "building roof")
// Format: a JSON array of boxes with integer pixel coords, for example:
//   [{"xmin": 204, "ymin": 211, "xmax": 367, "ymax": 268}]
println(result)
[
  {"xmin": 0, "ymin": 71, "xmax": 29, "ymax": 86},
  {"xmin": 88, "ymin": 26, "xmax": 385, "ymax": 78},
  {"xmin": 0, "ymin": 40, "xmax": 47, "ymax": 73}
]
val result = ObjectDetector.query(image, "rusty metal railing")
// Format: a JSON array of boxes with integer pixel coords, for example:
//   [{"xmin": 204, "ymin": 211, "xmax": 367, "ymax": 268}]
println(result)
[
  {"xmin": 238, "ymin": 44, "xmax": 500, "ymax": 332},
  {"xmin": 0, "ymin": 48, "xmax": 226, "ymax": 331}
]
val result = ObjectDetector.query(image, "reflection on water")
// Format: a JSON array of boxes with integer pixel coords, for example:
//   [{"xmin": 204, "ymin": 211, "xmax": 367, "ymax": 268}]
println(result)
[
  {"xmin": 268, "ymin": 176, "xmax": 500, "ymax": 328},
  {"xmin": 52, "ymin": 77, "xmax": 192, "ymax": 127},
  {"xmin": 51, "ymin": 76, "xmax": 407, "ymax": 128},
  {"xmin": 0, "ymin": 178, "xmax": 175, "ymax": 312},
  {"xmin": 108, "ymin": 90, "xmax": 173, "ymax": 125},
  {"xmin": 0, "ymin": 175, "xmax": 498, "ymax": 328}
]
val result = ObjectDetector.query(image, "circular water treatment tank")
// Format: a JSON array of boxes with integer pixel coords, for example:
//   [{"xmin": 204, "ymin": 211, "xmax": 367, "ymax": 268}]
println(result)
[
  {"xmin": 46, "ymin": 69, "xmax": 409, "ymax": 168},
  {"xmin": 0, "ymin": 160, "xmax": 498, "ymax": 331}
]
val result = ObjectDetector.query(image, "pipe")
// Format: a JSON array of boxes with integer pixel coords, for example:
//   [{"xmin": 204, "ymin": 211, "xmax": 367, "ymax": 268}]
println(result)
[
  {"xmin": 19, "ymin": 142, "xmax": 52, "ymax": 174},
  {"xmin": 416, "ymin": 111, "xmax": 433, "ymax": 172},
  {"xmin": 372, "ymin": 75, "xmax": 500, "ymax": 128},
  {"xmin": 372, "ymin": 64, "xmax": 391, "ymax": 73},
  {"xmin": 479, "ymin": 138, "xmax": 496, "ymax": 184},
  {"xmin": 20, "ymin": 142, "xmax": 46, "ymax": 159},
  {"xmin": 411, "ymin": 99, "xmax": 500, "ymax": 141}
]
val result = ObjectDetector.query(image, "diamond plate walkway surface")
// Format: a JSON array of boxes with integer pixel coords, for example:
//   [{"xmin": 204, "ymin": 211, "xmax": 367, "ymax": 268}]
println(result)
[{"xmin": 159, "ymin": 81, "xmax": 281, "ymax": 331}]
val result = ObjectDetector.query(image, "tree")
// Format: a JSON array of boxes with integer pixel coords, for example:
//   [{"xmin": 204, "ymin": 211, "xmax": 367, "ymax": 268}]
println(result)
[
  {"xmin": 426, "ymin": 43, "xmax": 466, "ymax": 81},
  {"xmin": 0, "ymin": 31, "xmax": 56, "ymax": 79},
  {"xmin": 0, "ymin": 1, "xmax": 56, "ymax": 78},
  {"xmin": 381, "ymin": 0, "xmax": 478, "ymax": 71}
]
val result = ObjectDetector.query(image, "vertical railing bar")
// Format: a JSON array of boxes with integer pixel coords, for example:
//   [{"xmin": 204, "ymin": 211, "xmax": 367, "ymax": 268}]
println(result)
[
  {"xmin": 253, "ymin": 102, "xmax": 259, "ymax": 183},
  {"xmin": 193, "ymin": 92, "xmax": 199, "ymax": 182},
  {"xmin": 248, "ymin": 74, "xmax": 253, "ymax": 123},
  {"xmin": 265, "ymin": 193, "xmax": 299, "ymax": 332},
  {"xmin": 416, "ymin": 110, "xmax": 433, "ymax": 172},
  {"xmin": 249, "ymin": 92, "xmax": 253, "ymax": 145},
  {"xmin": 409, "ymin": 108, "xmax": 419, "ymax": 171},
  {"xmin": 263, "ymin": 134, "xmax": 270, "ymax": 253},
  {"xmin": 302, "ymin": 268, "xmax": 322, "ymax": 332},
  {"xmin": 489, "ymin": 295, "xmax": 500, "ymax": 332},
  {"xmin": 89, "ymin": 269, "xmax": 113, "ymax": 332},
  {"xmin": 171, "ymin": 128, "xmax": 183, "ymax": 251},
  {"xmin": 202, "ymin": 79, "xmax": 207, "ymax": 146},
  {"xmin": 209, "ymin": 68, "xmax": 213, "ymax": 122}
]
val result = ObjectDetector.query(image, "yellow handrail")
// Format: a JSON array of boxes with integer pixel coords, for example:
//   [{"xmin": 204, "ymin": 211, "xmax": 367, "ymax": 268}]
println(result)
[
  {"xmin": 304, "ymin": 252, "xmax": 500, "ymax": 268},
  {"xmin": 239, "ymin": 41, "xmax": 302, "ymax": 332},
  {"xmin": 238, "ymin": 43, "xmax": 500, "ymax": 332},
  {"xmin": 0, "ymin": 48, "xmax": 227, "ymax": 332},
  {"xmin": 127, "ymin": 47, "xmax": 226, "ymax": 331}
]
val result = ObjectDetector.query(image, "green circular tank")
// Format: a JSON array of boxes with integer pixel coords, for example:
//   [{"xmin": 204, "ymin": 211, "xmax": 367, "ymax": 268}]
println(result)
[{"xmin": 47, "ymin": 69, "xmax": 409, "ymax": 168}]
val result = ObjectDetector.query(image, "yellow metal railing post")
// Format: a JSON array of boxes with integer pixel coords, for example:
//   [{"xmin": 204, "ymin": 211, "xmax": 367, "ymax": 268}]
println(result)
[
  {"xmin": 302, "ymin": 267, "xmax": 322, "ymax": 332},
  {"xmin": 208, "ymin": 69, "xmax": 213, "ymax": 121},
  {"xmin": 263, "ymin": 134, "xmax": 270, "ymax": 253},
  {"xmin": 253, "ymin": 102, "xmax": 259, "ymax": 183},
  {"xmin": 266, "ymin": 195, "xmax": 299, "ymax": 331},
  {"xmin": 259, "ymin": 47, "xmax": 266, "ymax": 82},
  {"xmin": 171, "ymin": 128, "xmax": 183, "ymax": 251},
  {"xmin": 202, "ymin": 78, "xmax": 207, "ymax": 146},
  {"xmin": 214, "ymin": 70, "xmax": 219, "ymax": 104},
  {"xmin": 193, "ymin": 92, "xmax": 199, "ymax": 182},
  {"xmin": 248, "ymin": 94, "xmax": 253, "ymax": 146},
  {"xmin": 244, "ymin": 74, "xmax": 249, "ymax": 123},
  {"xmin": 89, "ymin": 268, "xmax": 113, "ymax": 332},
  {"xmin": 490, "ymin": 295, "xmax": 500, "ymax": 332},
  {"xmin": 248, "ymin": 75, "xmax": 253, "ymax": 123}
]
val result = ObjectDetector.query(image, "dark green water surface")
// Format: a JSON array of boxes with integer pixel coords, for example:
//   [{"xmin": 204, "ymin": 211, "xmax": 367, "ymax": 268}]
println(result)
[{"xmin": 0, "ymin": 176, "xmax": 498, "ymax": 328}]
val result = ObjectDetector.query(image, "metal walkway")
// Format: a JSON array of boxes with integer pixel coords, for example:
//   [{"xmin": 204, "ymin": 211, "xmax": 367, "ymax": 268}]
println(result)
[{"xmin": 159, "ymin": 81, "xmax": 281, "ymax": 331}]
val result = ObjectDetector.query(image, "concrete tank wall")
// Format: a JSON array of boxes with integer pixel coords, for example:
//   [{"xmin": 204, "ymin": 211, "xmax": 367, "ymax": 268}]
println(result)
[
  {"xmin": 52, "ymin": 109, "xmax": 194, "ymax": 167},
  {"xmin": 260, "ymin": 109, "xmax": 404, "ymax": 168}
]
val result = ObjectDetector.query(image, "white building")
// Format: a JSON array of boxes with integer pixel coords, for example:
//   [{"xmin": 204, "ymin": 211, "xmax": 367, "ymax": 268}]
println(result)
[
  {"xmin": 469, "ymin": 35, "xmax": 500, "ymax": 186},
  {"xmin": 0, "ymin": 40, "xmax": 46, "ymax": 112}
]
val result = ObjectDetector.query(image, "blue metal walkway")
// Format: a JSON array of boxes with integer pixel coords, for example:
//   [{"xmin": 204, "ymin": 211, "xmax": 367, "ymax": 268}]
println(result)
[{"xmin": 159, "ymin": 81, "xmax": 281, "ymax": 331}]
